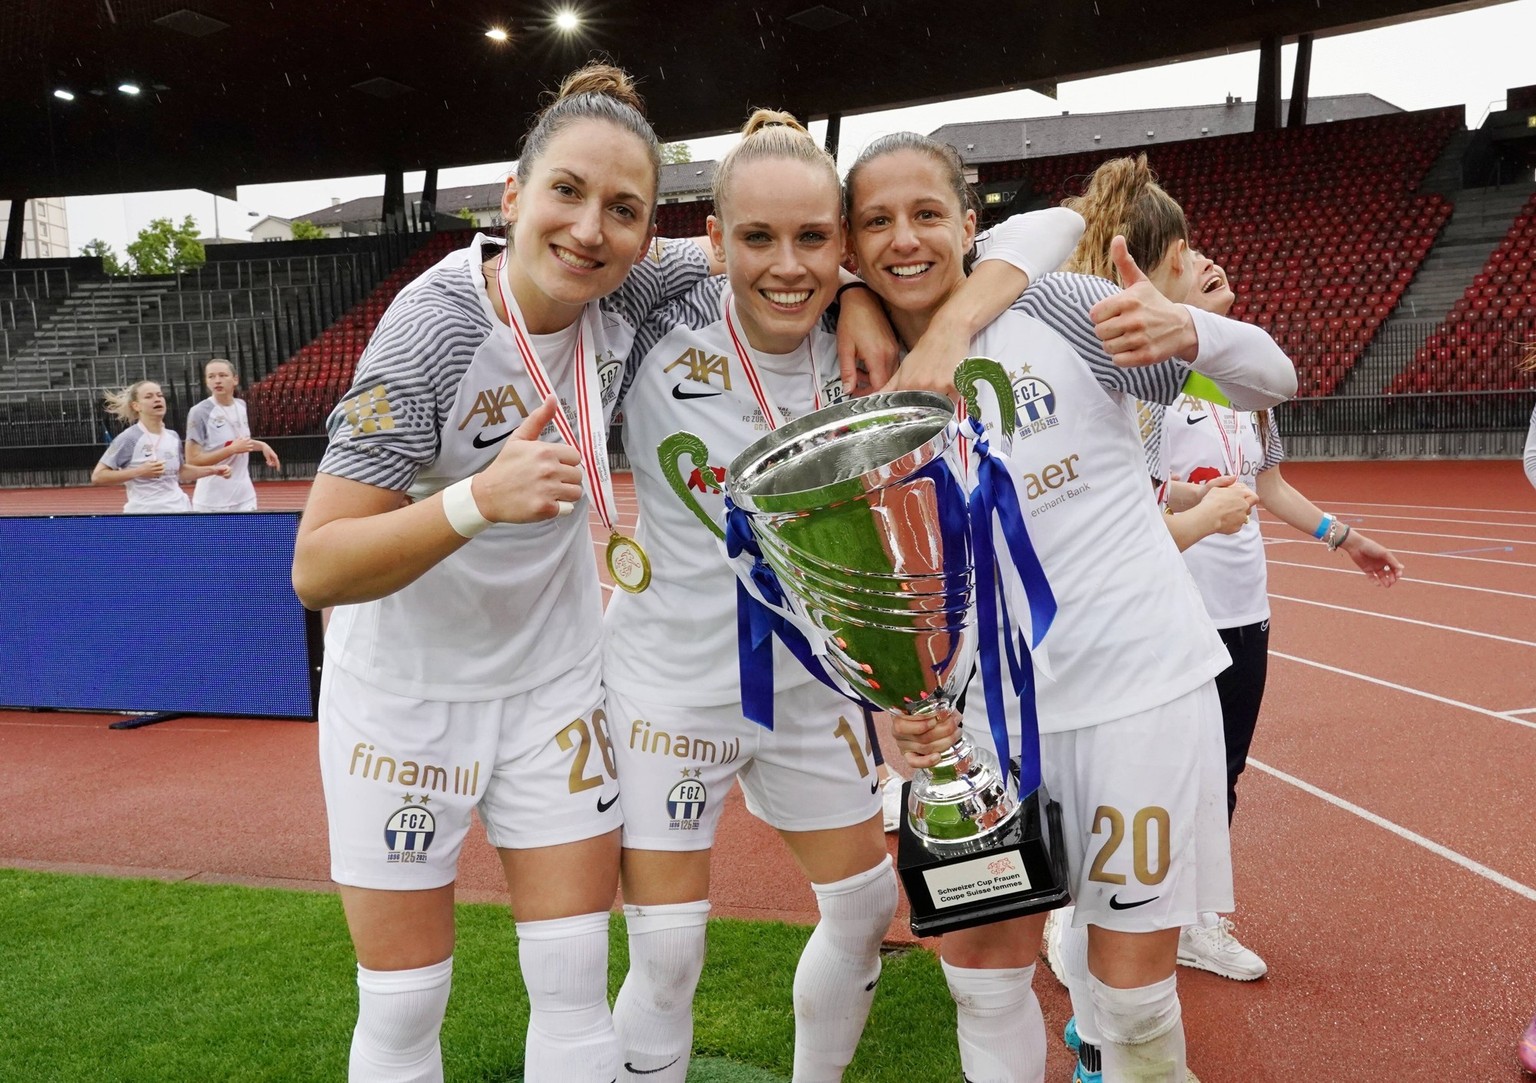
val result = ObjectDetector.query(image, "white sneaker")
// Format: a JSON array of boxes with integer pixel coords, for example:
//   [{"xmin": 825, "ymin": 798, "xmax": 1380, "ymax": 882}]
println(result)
[
  {"xmin": 881, "ymin": 775, "xmax": 904, "ymax": 833},
  {"xmin": 1041, "ymin": 907, "xmax": 1069, "ymax": 986},
  {"xmin": 1177, "ymin": 917, "xmax": 1268, "ymax": 981}
]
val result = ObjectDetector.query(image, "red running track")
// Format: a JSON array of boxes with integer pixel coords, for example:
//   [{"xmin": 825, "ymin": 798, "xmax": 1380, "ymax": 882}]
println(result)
[{"xmin": 3, "ymin": 459, "xmax": 1534, "ymax": 1081}]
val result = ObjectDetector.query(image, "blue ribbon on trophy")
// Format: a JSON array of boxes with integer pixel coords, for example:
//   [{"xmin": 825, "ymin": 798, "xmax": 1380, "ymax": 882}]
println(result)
[
  {"xmin": 960, "ymin": 413, "xmax": 1056, "ymax": 799},
  {"xmin": 722, "ymin": 497, "xmax": 884, "ymax": 729}
]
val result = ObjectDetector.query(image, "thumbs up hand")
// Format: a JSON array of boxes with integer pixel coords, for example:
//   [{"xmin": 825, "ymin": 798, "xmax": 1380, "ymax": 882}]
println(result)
[
  {"xmin": 1088, "ymin": 235, "xmax": 1199, "ymax": 368},
  {"xmin": 472, "ymin": 394, "xmax": 585, "ymax": 523}
]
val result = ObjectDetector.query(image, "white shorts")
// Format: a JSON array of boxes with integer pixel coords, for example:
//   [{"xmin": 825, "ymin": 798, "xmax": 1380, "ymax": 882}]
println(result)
[
  {"xmin": 1040, "ymin": 681, "xmax": 1234, "ymax": 933},
  {"xmin": 318, "ymin": 659, "xmax": 620, "ymax": 890},
  {"xmin": 607, "ymin": 681, "xmax": 882, "ymax": 851},
  {"xmin": 193, "ymin": 498, "xmax": 258, "ymax": 512}
]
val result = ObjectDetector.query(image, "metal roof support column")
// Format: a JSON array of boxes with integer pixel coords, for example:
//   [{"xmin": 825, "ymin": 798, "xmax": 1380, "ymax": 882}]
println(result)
[
  {"xmin": 1287, "ymin": 33, "xmax": 1313, "ymax": 127},
  {"xmin": 381, "ymin": 170, "xmax": 405, "ymax": 234},
  {"xmin": 1254, "ymin": 34, "xmax": 1283, "ymax": 131},
  {"xmin": 824, "ymin": 112, "xmax": 842, "ymax": 161},
  {"xmin": 420, "ymin": 168, "xmax": 438, "ymax": 232},
  {"xmin": 3, "ymin": 198, "xmax": 25, "ymax": 262}
]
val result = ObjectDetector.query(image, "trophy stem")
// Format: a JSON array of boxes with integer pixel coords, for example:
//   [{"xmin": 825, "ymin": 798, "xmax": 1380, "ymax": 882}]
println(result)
[{"xmin": 906, "ymin": 722, "xmax": 1019, "ymax": 854}]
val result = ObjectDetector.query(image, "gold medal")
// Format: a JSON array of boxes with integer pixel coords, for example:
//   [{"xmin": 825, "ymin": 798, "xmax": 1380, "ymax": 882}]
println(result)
[{"xmin": 606, "ymin": 532, "xmax": 652, "ymax": 594}]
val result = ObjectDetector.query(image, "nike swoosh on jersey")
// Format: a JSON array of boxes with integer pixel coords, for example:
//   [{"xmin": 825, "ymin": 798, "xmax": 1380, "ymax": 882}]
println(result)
[
  {"xmin": 597, "ymin": 793, "xmax": 619, "ymax": 813},
  {"xmin": 624, "ymin": 1057, "xmax": 680, "ymax": 1076},
  {"xmin": 1107, "ymin": 893, "xmax": 1159, "ymax": 910},
  {"xmin": 471, "ymin": 429, "xmax": 513, "ymax": 448},
  {"xmin": 1185, "ymin": 414, "xmax": 1207, "ymax": 425},
  {"xmin": 672, "ymin": 383, "xmax": 722, "ymax": 399},
  {"xmin": 869, "ymin": 778, "xmax": 880, "ymax": 794}
]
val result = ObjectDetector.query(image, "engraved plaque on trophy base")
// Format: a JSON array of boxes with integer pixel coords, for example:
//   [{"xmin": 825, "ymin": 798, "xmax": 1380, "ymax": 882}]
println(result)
[{"xmin": 897, "ymin": 783, "xmax": 1071, "ymax": 938}]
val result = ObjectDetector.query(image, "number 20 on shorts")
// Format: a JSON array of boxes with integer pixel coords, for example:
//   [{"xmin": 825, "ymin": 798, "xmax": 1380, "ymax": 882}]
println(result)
[{"xmin": 1087, "ymin": 805, "xmax": 1171, "ymax": 886}]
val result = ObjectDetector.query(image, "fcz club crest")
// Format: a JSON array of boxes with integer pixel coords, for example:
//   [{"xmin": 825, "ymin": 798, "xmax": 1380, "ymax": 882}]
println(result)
[{"xmin": 384, "ymin": 799, "xmax": 436, "ymax": 863}]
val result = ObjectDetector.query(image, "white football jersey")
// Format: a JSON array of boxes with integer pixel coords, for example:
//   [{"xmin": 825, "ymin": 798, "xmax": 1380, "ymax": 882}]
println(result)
[
  {"xmin": 604, "ymin": 276, "xmax": 846, "ymax": 707},
  {"xmin": 318, "ymin": 232, "xmax": 708, "ymax": 701},
  {"xmin": 967, "ymin": 272, "xmax": 1234, "ymax": 733},
  {"xmin": 100, "ymin": 423, "xmax": 190, "ymax": 512},
  {"xmin": 187, "ymin": 396, "xmax": 257, "ymax": 508},
  {"xmin": 1141, "ymin": 397, "xmax": 1285, "ymax": 627}
]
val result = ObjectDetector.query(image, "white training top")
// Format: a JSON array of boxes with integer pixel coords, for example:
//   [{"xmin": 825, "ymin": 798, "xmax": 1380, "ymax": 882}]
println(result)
[
  {"xmin": 99, "ymin": 423, "xmax": 191, "ymax": 512},
  {"xmin": 186, "ymin": 396, "xmax": 256, "ymax": 509},
  {"xmin": 1524, "ymin": 403, "xmax": 1536, "ymax": 492},
  {"xmin": 1140, "ymin": 397, "xmax": 1285, "ymax": 627},
  {"xmin": 966, "ymin": 271, "xmax": 1278, "ymax": 734},
  {"xmin": 317, "ymin": 232, "xmax": 709, "ymax": 701},
  {"xmin": 603, "ymin": 276, "xmax": 846, "ymax": 707}
]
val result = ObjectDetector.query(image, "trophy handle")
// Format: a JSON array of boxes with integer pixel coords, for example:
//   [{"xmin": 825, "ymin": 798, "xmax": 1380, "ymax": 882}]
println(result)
[
  {"xmin": 658, "ymin": 430, "xmax": 725, "ymax": 541},
  {"xmin": 954, "ymin": 356, "xmax": 1018, "ymax": 435}
]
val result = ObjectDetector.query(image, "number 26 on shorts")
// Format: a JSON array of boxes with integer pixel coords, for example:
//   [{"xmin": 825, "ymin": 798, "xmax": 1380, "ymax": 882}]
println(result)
[{"xmin": 556, "ymin": 708, "xmax": 619, "ymax": 793}]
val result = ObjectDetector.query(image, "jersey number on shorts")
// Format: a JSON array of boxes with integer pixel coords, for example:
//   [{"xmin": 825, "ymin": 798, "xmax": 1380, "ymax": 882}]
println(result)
[
  {"xmin": 831, "ymin": 715, "xmax": 872, "ymax": 778},
  {"xmin": 556, "ymin": 708, "xmax": 619, "ymax": 793},
  {"xmin": 1087, "ymin": 805, "xmax": 1171, "ymax": 886}
]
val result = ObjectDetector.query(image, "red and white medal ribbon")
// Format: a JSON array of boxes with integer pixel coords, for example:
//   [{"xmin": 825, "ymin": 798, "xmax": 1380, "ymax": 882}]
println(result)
[
  {"xmin": 495, "ymin": 251, "xmax": 616, "ymax": 533},
  {"xmin": 722, "ymin": 290, "xmax": 821, "ymax": 430},
  {"xmin": 496, "ymin": 250, "xmax": 650, "ymax": 591},
  {"xmin": 1209, "ymin": 403, "xmax": 1238, "ymax": 479}
]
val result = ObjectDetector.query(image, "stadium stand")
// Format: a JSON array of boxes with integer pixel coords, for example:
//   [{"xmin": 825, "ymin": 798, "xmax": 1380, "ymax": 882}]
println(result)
[
  {"xmin": 1391, "ymin": 189, "xmax": 1536, "ymax": 393},
  {"xmin": 979, "ymin": 107, "xmax": 1463, "ymax": 397}
]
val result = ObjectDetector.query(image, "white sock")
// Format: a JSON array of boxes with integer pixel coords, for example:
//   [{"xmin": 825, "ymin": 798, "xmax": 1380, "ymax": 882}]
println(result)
[
  {"xmin": 1057, "ymin": 914, "xmax": 1104, "ymax": 1049},
  {"xmin": 941, "ymin": 960, "xmax": 1047, "ymax": 1083},
  {"xmin": 1195, "ymin": 911, "xmax": 1219, "ymax": 929},
  {"xmin": 1088, "ymin": 973, "xmax": 1185, "ymax": 1083},
  {"xmin": 613, "ymin": 900, "xmax": 711, "ymax": 1083},
  {"xmin": 517, "ymin": 912, "xmax": 620, "ymax": 1083},
  {"xmin": 350, "ymin": 956, "xmax": 453, "ymax": 1083},
  {"xmin": 793, "ymin": 855, "xmax": 899, "ymax": 1082}
]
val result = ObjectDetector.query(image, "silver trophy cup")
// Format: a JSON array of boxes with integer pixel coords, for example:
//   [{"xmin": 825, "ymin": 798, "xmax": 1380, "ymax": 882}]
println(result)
[
  {"xmin": 660, "ymin": 360, "xmax": 1069, "ymax": 934},
  {"xmin": 723, "ymin": 389, "xmax": 1021, "ymax": 856}
]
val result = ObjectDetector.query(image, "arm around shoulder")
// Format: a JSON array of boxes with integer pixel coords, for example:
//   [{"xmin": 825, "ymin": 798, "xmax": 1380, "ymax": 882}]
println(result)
[{"xmin": 1184, "ymin": 307, "xmax": 1298, "ymax": 410}]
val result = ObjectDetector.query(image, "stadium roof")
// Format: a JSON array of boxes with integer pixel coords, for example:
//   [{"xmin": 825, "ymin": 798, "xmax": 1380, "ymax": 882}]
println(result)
[
  {"xmin": 930, "ymin": 93, "xmax": 1403, "ymax": 164},
  {"xmin": 0, "ymin": 0, "xmax": 1513, "ymax": 198}
]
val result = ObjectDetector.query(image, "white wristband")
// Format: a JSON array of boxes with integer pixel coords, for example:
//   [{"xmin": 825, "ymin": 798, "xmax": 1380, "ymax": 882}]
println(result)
[{"xmin": 442, "ymin": 476, "xmax": 492, "ymax": 539}]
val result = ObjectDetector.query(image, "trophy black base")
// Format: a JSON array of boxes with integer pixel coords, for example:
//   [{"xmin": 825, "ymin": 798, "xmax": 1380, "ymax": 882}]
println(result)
[{"xmin": 897, "ymin": 782, "xmax": 1071, "ymax": 938}]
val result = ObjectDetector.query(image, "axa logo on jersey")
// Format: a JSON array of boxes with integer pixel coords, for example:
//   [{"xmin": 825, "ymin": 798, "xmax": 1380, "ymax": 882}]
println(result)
[
  {"xmin": 458, "ymin": 384, "xmax": 530, "ymax": 432},
  {"xmin": 666, "ymin": 346, "xmax": 732, "ymax": 390}
]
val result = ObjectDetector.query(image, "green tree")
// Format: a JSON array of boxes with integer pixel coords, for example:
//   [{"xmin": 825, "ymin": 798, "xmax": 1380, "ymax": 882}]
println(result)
[
  {"xmin": 661, "ymin": 142, "xmax": 693, "ymax": 165},
  {"xmin": 80, "ymin": 238, "xmax": 127, "ymax": 276},
  {"xmin": 453, "ymin": 207, "xmax": 477, "ymax": 223},
  {"xmin": 125, "ymin": 215, "xmax": 206, "ymax": 275},
  {"xmin": 290, "ymin": 218, "xmax": 327, "ymax": 240}
]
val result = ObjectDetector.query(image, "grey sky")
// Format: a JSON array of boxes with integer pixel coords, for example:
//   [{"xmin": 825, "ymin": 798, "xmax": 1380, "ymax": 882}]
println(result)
[{"xmin": 65, "ymin": 0, "xmax": 1536, "ymax": 255}]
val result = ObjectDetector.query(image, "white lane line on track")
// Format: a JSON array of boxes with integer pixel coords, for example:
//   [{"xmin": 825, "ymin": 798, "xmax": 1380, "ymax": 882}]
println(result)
[
  {"xmin": 1265, "ymin": 560, "xmax": 1536, "ymax": 600},
  {"xmin": 1247, "ymin": 759, "xmax": 1536, "ymax": 905},
  {"xmin": 1270, "ymin": 651, "xmax": 1536, "ymax": 731},
  {"xmin": 1312, "ymin": 500, "xmax": 1536, "ymax": 516},
  {"xmin": 1510, "ymin": 707, "xmax": 1536, "ymax": 715},
  {"xmin": 1267, "ymin": 594, "xmax": 1536, "ymax": 648}
]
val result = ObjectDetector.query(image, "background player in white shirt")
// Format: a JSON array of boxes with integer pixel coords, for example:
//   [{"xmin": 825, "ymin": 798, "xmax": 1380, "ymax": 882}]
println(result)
[
  {"xmin": 292, "ymin": 64, "xmax": 721, "ymax": 1083},
  {"xmin": 1135, "ymin": 248, "xmax": 1403, "ymax": 986},
  {"xmin": 606, "ymin": 110, "xmax": 1085, "ymax": 1083},
  {"xmin": 850, "ymin": 133, "xmax": 1296, "ymax": 1083},
  {"xmin": 185, "ymin": 358, "xmax": 281, "ymax": 511},
  {"xmin": 92, "ymin": 380, "xmax": 229, "ymax": 512}
]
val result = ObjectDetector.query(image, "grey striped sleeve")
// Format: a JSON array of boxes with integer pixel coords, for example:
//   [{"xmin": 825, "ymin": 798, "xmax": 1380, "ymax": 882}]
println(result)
[
  {"xmin": 1259, "ymin": 408, "xmax": 1285, "ymax": 471},
  {"xmin": 603, "ymin": 237, "xmax": 711, "ymax": 332},
  {"xmin": 318, "ymin": 272, "xmax": 490, "ymax": 490},
  {"xmin": 185, "ymin": 399, "xmax": 212, "ymax": 446},
  {"xmin": 1012, "ymin": 272, "xmax": 1191, "ymax": 405},
  {"xmin": 1137, "ymin": 400, "xmax": 1168, "ymax": 481},
  {"xmin": 618, "ymin": 276, "xmax": 728, "ymax": 409},
  {"xmin": 100, "ymin": 425, "xmax": 139, "ymax": 468}
]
